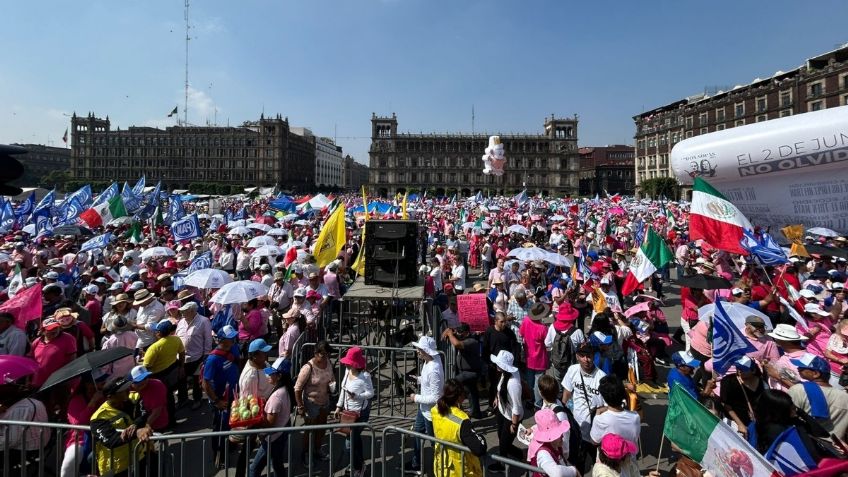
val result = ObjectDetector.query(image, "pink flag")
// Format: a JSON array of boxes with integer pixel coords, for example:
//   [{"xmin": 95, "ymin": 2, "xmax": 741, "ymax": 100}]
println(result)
[{"xmin": 0, "ymin": 283, "xmax": 43, "ymax": 329}]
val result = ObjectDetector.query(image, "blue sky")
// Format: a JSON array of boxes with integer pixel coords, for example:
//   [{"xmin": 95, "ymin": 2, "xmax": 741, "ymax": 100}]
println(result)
[{"xmin": 2, "ymin": 0, "xmax": 847, "ymax": 164}]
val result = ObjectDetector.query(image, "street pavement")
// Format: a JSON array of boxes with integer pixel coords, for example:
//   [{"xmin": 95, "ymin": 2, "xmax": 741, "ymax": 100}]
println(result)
[{"xmin": 157, "ymin": 274, "xmax": 684, "ymax": 476}]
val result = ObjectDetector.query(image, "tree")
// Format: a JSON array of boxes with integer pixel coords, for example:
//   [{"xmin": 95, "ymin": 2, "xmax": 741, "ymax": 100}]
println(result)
[
  {"xmin": 39, "ymin": 170, "xmax": 71, "ymax": 191},
  {"xmin": 639, "ymin": 177, "xmax": 679, "ymax": 200}
]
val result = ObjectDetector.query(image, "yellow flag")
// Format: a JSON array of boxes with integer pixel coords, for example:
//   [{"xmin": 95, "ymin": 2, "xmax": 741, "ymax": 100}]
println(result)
[
  {"xmin": 351, "ymin": 229, "xmax": 366, "ymax": 276},
  {"xmin": 313, "ymin": 204, "xmax": 346, "ymax": 267},
  {"xmin": 361, "ymin": 186, "xmax": 369, "ymax": 222},
  {"xmin": 401, "ymin": 191, "xmax": 409, "ymax": 220},
  {"xmin": 591, "ymin": 286, "xmax": 607, "ymax": 314},
  {"xmin": 782, "ymin": 224, "xmax": 808, "ymax": 257}
]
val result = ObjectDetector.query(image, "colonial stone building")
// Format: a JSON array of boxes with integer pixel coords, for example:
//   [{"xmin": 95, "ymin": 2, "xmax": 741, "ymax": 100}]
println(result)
[
  {"xmin": 634, "ymin": 44, "xmax": 848, "ymax": 199},
  {"xmin": 343, "ymin": 155, "xmax": 369, "ymax": 190},
  {"xmin": 368, "ymin": 113, "xmax": 580, "ymax": 197},
  {"xmin": 578, "ymin": 145, "xmax": 635, "ymax": 196},
  {"xmin": 12, "ymin": 144, "xmax": 70, "ymax": 187},
  {"xmin": 69, "ymin": 113, "xmax": 316, "ymax": 192}
]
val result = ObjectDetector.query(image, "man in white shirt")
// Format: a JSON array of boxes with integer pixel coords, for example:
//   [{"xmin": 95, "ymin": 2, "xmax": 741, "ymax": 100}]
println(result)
[
  {"xmin": 119, "ymin": 255, "xmax": 139, "ymax": 281},
  {"xmin": 429, "ymin": 256, "xmax": 443, "ymax": 292},
  {"xmin": 451, "ymin": 261, "xmax": 466, "ymax": 293},
  {"xmin": 0, "ymin": 312, "xmax": 28, "ymax": 356},
  {"xmin": 236, "ymin": 248, "xmax": 252, "ymax": 280},
  {"xmin": 590, "ymin": 375, "xmax": 641, "ymax": 447},
  {"xmin": 406, "ymin": 336, "xmax": 444, "ymax": 472},
  {"xmin": 133, "ymin": 289, "xmax": 165, "ymax": 350},
  {"xmin": 561, "ymin": 343, "xmax": 606, "ymax": 452}
]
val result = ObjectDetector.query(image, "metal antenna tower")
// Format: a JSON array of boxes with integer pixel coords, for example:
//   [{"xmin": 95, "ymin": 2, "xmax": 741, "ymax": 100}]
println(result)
[{"xmin": 183, "ymin": 0, "xmax": 190, "ymax": 125}]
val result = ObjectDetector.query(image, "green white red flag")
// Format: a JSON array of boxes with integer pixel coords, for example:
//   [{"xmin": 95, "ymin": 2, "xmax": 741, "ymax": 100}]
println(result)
[
  {"xmin": 620, "ymin": 227, "xmax": 673, "ymax": 296},
  {"xmin": 664, "ymin": 384, "xmax": 780, "ymax": 477},
  {"xmin": 690, "ymin": 177, "xmax": 752, "ymax": 255},
  {"xmin": 79, "ymin": 195, "xmax": 127, "ymax": 228}
]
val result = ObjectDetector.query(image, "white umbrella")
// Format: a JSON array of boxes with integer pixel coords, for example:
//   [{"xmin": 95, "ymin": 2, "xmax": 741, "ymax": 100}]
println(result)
[
  {"xmin": 227, "ymin": 226, "xmax": 252, "ymax": 236},
  {"xmin": 266, "ymin": 228, "xmax": 287, "ymax": 237},
  {"xmin": 543, "ymin": 251, "xmax": 573, "ymax": 268},
  {"xmin": 294, "ymin": 219, "xmax": 310, "ymax": 226},
  {"xmin": 549, "ymin": 214, "xmax": 566, "ymax": 221},
  {"xmin": 807, "ymin": 227, "xmax": 840, "ymax": 237},
  {"xmin": 247, "ymin": 223, "xmax": 271, "ymax": 232},
  {"xmin": 281, "ymin": 214, "xmax": 298, "ymax": 221},
  {"xmin": 22, "ymin": 224, "xmax": 35, "ymax": 235},
  {"xmin": 247, "ymin": 235, "xmax": 277, "ymax": 248},
  {"xmin": 140, "ymin": 247, "xmax": 176, "ymax": 259},
  {"xmin": 506, "ymin": 246, "xmax": 549, "ymax": 262},
  {"xmin": 228, "ymin": 219, "xmax": 247, "ymax": 228},
  {"xmin": 184, "ymin": 268, "xmax": 233, "ymax": 289},
  {"xmin": 107, "ymin": 217, "xmax": 133, "ymax": 227},
  {"xmin": 251, "ymin": 245, "xmax": 283, "ymax": 258},
  {"xmin": 504, "ymin": 259, "xmax": 526, "ymax": 272},
  {"xmin": 488, "ymin": 205, "xmax": 500, "ymax": 211},
  {"xmin": 197, "ymin": 213, "xmax": 210, "ymax": 219},
  {"xmin": 210, "ymin": 280, "xmax": 269, "ymax": 304},
  {"xmin": 508, "ymin": 224, "xmax": 530, "ymax": 235},
  {"xmin": 697, "ymin": 302, "xmax": 774, "ymax": 331}
]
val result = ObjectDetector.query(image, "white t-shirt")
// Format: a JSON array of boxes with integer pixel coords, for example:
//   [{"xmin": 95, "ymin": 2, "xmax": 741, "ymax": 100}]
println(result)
[
  {"xmin": 535, "ymin": 449, "xmax": 578, "ymax": 477},
  {"xmin": 561, "ymin": 364, "xmax": 606, "ymax": 442},
  {"xmin": 497, "ymin": 371, "xmax": 524, "ymax": 419},
  {"xmin": 430, "ymin": 267, "xmax": 443, "ymax": 291},
  {"xmin": 589, "ymin": 408, "xmax": 641, "ymax": 446},
  {"xmin": 452, "ymin": 264, "xmax": 466, "ymax": 291}
]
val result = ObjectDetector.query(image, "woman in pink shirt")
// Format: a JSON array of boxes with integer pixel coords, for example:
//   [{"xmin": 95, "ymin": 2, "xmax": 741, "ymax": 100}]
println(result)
[
  {"xmin": 519, "ymin": 303, "xmax": 550, "ymax": 407},
  {"xmin": 61, "ymin": 371, "xmax": 108, "ymax": 477},
  {"xmin": 797, "ymin": 304, "xmax": 833, "ymax": 360},
  {"xmin": 238, "ymin": 299, "xmax": 265, "ymax": 342},
  {"xmin": 30, "ymin": 318, "xmax": 77, "ymax": 389}
]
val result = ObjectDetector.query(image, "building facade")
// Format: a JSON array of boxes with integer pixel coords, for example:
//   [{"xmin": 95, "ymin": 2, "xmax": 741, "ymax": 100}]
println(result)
[
  {"xmin": 634, "ymin": 44, "xmax": 848, "ymax": 199},
  {"xmin": 69, "ymin": 113, "xmax": 316, "ymax": 192},
  {"xmin": 578, "ymin": 145, "xmax": 635, "ymax": 196},
  {"xmin": 292, "ymin": 128, "xmax": 344, "ymax": 189},
  {"xmin": 368, "ymin": 113, "xmax": 580, "ymax": 197},
  {"xmin": 12, "ymin": 144, "xmax": 70, "ymax": 187},
  {"xmin": 343, "ymin": 155, "xmax": 369, "ymax": 190}
]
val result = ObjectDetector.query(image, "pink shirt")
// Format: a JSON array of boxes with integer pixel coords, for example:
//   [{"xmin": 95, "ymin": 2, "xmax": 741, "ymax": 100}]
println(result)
[
  {"xmin": 65, "ymin": 394, "xmax": 97, "ymax": 447},
  {"xmin": 134, "ymin": 378, "xmax": 169, "ymax": 430},
  {"xmin": 238, "ymin": 309, "xmax": 264, "ymax": 340},
  {"xmin": 102, "ymin": 331, "xmax": 138, "ymax": 378},
  {"xmin": 768, "ymin": 349, "xmax": 807, "ymax": 392},
  {"xmin": 278, "ymin": 325, "xmax": 301, "ymax": 358},
  {"xmin": 265, "ymin": 387, "xmax": 292, "ymax": 439},
  {"xmin": 519, "ymin": 318, "xmax": 549, "ymax": 371},
  {"xmin": 797, "ymin": 317, "xmax": 833, "ymax": 359},
  {"xmin": 688, "ymin": 321, "xmax": 712, "ymax": 358},
  {"xmin": 30, "ymin": 332, "xmax": 77, "ymax": 388},
  {"xmin": 323, "ymin": 272, "xmax": 341, "ymax": 298}
]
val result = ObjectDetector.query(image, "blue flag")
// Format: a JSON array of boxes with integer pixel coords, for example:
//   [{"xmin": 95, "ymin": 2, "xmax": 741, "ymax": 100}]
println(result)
[
  {"xmin": 172, "ymin": 213, "xmax": 201, "ymax": 241},
  {"xmin": 92, "ymin": 183, "xmax": 119, "ymax": 207},
  {"xmin": 712, "ymin": 298, "xmax": 757, "ymax": 374},
  {"xmin": 65, "ymin": 185, "xmax": 93, "ymax": 209},
  {"xmin": 210, "ymin": 304, "xmax": 237, "ymax": 334},
  {"xmin": 764, "ymin": 426, "xmax": 817, "ymax": 476},
  {"xmin": 33, "ymin": 189, "xmax": 55, "ymax": 214},
  {"xmin": 233, "ymin": 207, "xmax": 247, "ymax": 220},
  {"xmin": 80, "ymin": 233, "xmax": 114, "ymax": 253},
  {"xmin": 514, "ymin": 189, "xmax": 528, "ymax": 206},
  {"xmin": 0, "ymin": 200, "xmax": 15, "ymax": 232},
  {"xmin": 171, "ymin": 272, "xmax": 187, "ymax": 291},
  {"xmin": 168, "ymin": 195, "xmax": 186, "ymax": 223},
  {"xmin": 132, "ymin": 175, "xmax": 146, "ymax": 196},
  {"xmin": 740, "ymin": 229, "xmax": 788, "ymax": 266},
  {"xmin": 35, "ymin": 212, "xmax": 53, "ymax": 239},
  {"xmin": 187, "ymin": 250, "xmax": 212, "ymax": 274},
  {"xmin": 14, "ymin": 192, "xmax": 34, "ymax": 220},
  {"xmin": 56, "ymin": 197, "xmax": 85, "ymax": 225},
  {"xmin": 224, "ymin": 209, "xmax": 233, "ymax": 224},
  {"xmin": 634, "ymin": 218, "xmax": 645, "ymax": 247},
  {"xmin": 122, "ymin": 182, "xmax": 142, "ymax": 213}
]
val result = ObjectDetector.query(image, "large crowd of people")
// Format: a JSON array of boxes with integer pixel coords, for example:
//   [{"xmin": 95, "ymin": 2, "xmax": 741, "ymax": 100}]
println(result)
[{"xmin": 0, "ymin": 189, "xmax": 846, "ymax": 477}]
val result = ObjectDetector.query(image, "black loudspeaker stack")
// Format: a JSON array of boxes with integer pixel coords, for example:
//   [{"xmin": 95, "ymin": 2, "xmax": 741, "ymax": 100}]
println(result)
[{"xmin": 364, "ymin": 220, "xmax": 419, "ymax": 287}]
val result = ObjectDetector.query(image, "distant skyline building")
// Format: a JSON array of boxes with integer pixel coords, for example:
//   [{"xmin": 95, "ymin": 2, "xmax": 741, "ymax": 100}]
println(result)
[
  {"xmin": 578, "ymin": 145, "xmax": 635, "ymax": 196},
  {"xmin": 343, "ymin": 155, "xmax": 369, "ymax": 191},
  {"xmin": 69, "ymin": 113, "xmax": 315, "ymax": 192},
  {"xmin": 634, "ymin": 44, "xmax": 848, "ymax": 199},
  {"xmin": 10, "ymin": 144, "xmax": 70, "ymax": 187},
  {"xmin": 291, "ymin": 127, "xmax": 344, "ymax": 189},
  {"xmin": 368, "ymin": 113, "xmax": 580, "ymax": 197}
]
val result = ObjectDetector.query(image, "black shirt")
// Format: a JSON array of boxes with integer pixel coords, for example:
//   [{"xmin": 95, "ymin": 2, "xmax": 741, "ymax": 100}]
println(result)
[
  {"xmin": 456, "ymin": 336, "xmax": 482, "ymax": 373},
  {"xmin": 482, "ymin": 326, "xmax": 517, "ymax": 365},
  {"xmin": 720, "ymin": 375, "xmax": 764, "ymax": 426}
]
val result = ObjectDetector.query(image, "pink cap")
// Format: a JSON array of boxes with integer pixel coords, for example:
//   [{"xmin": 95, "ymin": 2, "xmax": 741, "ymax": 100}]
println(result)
[
  {"xmin": 165, "ymin": 300, "xmax": 181, "ymax": 312},
  {"xmin": 600, "ymin": 434, "xmax": 638, "ymax": 460}
]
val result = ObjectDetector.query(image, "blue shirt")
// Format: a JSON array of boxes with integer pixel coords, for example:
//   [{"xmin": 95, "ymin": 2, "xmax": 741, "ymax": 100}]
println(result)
[
  {"xmin": 203, "ymin": 350, "xmax": 240, "ymax": 401},
  {"xmin": 667, "ymin": 367, "xmax": 698, "ymax": 398}
]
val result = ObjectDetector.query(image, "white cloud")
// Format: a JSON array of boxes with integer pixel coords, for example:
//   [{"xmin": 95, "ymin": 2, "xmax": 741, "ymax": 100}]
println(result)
[
  {"xmin": 141, "ymin": 86, "xmax": 221, "ymax": 129},
  {"xmin": 193, "ymin": 16, "xmax": 225, "ymax": 35}
]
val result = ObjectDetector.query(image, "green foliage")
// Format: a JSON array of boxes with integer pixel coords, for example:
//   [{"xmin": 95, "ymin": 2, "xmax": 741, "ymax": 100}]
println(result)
[{"xmin": 639, "ymin": 177, "xmax": 679, "ymax": 200}]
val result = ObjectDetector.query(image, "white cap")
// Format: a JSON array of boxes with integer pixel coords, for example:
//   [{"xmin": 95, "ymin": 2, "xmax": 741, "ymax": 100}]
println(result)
[
  {"xmin": 599, "ymin": 277, "xmax": 610, "ymax": 285},
  {"xmin": 731, "ymin": 287, "xmax": 744, "ymax": 295},
  {"xmin": 803, "ymin": 303, "xmax": 830, "ymax": 316},
  {"xmin": 799, "ymin": 289, "xmax": 817, "ymax": 299}
]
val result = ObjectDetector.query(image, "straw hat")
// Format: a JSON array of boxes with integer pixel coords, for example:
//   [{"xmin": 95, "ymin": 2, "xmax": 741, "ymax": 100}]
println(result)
[
  {"xmin": 133, "ymin": 289, "xmax": 155, "ymax": 306},
  {"xmin": 112, "ymin": 293, "xmax": 132, "ymax": 305}
]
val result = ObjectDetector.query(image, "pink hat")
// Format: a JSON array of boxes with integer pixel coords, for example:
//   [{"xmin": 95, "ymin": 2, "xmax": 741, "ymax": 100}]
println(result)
[
  {"xmin": 600, "ymin": 433, "xmax": 638, "ymax": 460},
  {"xmin": 165, "ymin": 300, "xmax": 181, "ymax": 312},
  {"xmin": 530, "ymin": 409, "xmax": 570, "ymax": 443},
  {"xmin": 339, "ymin": 346, "xmax": 366, "ymax": 369},
  {"xmin": 306, "ymin": 290, "xmax": 322, "ymax": 301},
  {"xmin": 555, "ymin": 302, "xmax": 578, "ymax": 323}
]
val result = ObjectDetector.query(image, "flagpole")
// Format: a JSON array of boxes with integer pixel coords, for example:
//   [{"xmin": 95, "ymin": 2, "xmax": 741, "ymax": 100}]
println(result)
[{"xmin": 656, "ymin": 433, "xmax": 665, "ymax": 473}]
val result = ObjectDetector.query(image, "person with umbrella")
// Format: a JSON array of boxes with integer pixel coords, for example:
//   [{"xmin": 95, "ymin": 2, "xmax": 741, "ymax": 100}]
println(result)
[
  {"xmin": 202, "ymin": 325, "xmax": 240, "ymax": 469},
  {"xmin": 89, "ymin": 376, "xmax": 154, "ymax": 477},
  {"xmin": 0, "ymin": 311, "xmax": 28, "ymax": 356}
]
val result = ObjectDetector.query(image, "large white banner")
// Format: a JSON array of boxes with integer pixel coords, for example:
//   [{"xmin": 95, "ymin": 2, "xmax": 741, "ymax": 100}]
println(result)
[{"xmin": 671, "ymin": 106, "xmax": 848, "ymax": 235}]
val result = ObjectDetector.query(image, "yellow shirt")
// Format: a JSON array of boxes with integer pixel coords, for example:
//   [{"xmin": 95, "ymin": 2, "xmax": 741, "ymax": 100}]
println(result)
[{"xmin": 143, "ymin": 335, "xmax": 184, "ymax": 374}]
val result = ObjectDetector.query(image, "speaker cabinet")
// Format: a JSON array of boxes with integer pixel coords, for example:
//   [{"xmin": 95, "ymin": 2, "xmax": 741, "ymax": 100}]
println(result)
[{"xmin": 364, "ymin": 220, "xmax": 419, "ymax": 287}]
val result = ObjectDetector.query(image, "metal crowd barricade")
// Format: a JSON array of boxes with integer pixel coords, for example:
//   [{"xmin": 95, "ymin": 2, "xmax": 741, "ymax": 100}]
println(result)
[
  {"xmin": 0, "ymin": 418, "xmax": 112, "ymax": 477},
  {"xmin": 131, "ymin": 422, "xmax": 375, "ymax": 477},
  {"xmin": 294, "ymin": 342, "xmax": 425, "ymax": 419},
  {"xmin": 381, "ymin": 425, "xmax": 550, "ymax": 476}
]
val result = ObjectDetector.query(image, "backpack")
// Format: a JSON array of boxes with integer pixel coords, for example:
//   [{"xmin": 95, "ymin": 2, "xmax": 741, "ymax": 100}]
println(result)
[
  {"xmin": 550, "ymin": 328, "xmax": 577, "ymax": 372},
  {"xmin": 553, "ymin": 404, "xmax": 585, "ymax": 468}
]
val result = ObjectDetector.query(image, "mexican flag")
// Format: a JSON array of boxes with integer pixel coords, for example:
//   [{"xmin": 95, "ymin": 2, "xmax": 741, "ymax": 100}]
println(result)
[
  {"xmin": 665, "ymin": 384, "xmax": 779, "ymax": 477},
  {"xmin": 690, "ymin": 177, "xmax": 752, "ymax": 255},
  {"xmin": 79, "ymin": 195, "xmax": 127, "ymax": 228},
  {"xmin": 620, "ymin": 227, "xmax": 673, "ymax": 296}
]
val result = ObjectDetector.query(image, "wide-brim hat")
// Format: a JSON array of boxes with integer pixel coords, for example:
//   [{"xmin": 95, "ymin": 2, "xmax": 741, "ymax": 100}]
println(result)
[
  {"xmin": 411, "ymin": 335, "xmax": 439, "ymax": 356},
  {"xmin": 766, "ymin": 324, "xmax": 808, "ymax": 342},
  {"xmin": 528, "ymin": 302, "xmax": 550, "ymax": 321},
  {"xmin": 53, "ymin": 307, "xmax": 79, "ymax": 327},
  {"xmin": 133, "ymin": 289, "xmax": 154, "ymax": 306},
  {"xmin": 490, "ymin": 350, "xmax": 517, "ymax": 373},
  {"xmin": 556, "ymin": 302, "xmax": 579, "ymax": 322},
  {"xmin": 112, "ymin": 293, "xmax": 132, "ymax": 305},
  {"xmin": 340, "ymin": 346, "xmax": 367, "ymax": 369},
  {"xmin": 532, "ymin": 408, "xmax": 571, "ymax": 443}
]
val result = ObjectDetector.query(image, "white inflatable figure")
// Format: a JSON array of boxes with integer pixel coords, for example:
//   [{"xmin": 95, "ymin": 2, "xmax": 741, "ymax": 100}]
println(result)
[{"xmin": 482, "ymin": 135, "xmax": 506, "ymax": 176}]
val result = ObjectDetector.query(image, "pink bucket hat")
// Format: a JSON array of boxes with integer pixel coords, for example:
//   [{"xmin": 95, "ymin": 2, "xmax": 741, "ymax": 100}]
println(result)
[
  {"xmin": 600, "ymin": 433, "xmax": 638, "ymax": 460},
  {"xmin": 339, "ymin": 346, "xmax": 367, "ymax": 369},
  {"xmin": 165, "ymin": 300, "xmax": 182, "ymax": 312},
  {"xmin": 531, "ymin": 409, "xmax": 570, "ymax": 443}
]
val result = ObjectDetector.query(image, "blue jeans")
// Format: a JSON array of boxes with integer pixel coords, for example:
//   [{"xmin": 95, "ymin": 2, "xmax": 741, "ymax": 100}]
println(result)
[
  {"xmin": 526, "ymin": 369, "xmax": 544, "ymax": 406},
  {"xmin": 248, "ymin": 433, "xmax": 288, "ymax": 477},
  {"xmin": 411, "ymin": 409, "xmax": 433, "ymax": 467}
]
